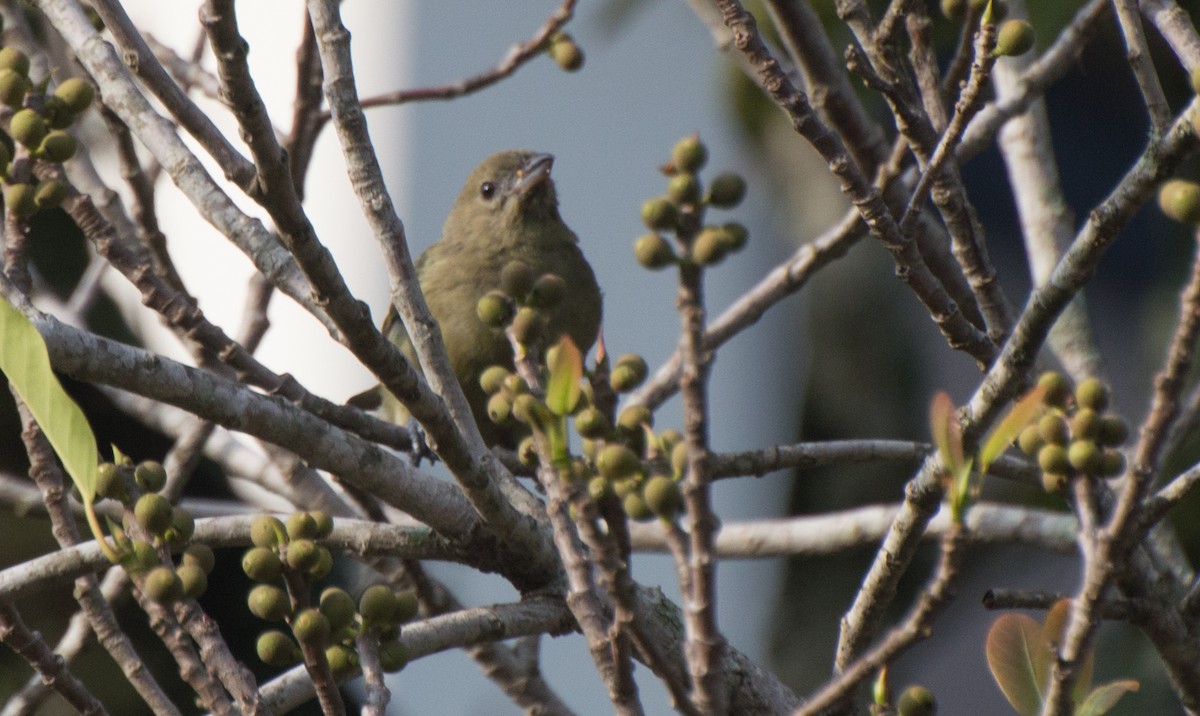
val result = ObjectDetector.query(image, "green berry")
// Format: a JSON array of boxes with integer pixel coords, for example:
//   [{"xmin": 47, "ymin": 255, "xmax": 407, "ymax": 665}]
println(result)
[
  {"xmin": 617, "ymin": 405, "xmax": 652, "ymax": 433},
  {"xmin": 95, "ymin": 461, "xmax": 127, "ymax": 502},
  {"xmin": 1159, "ymin": 180, "xmax": 1200, "ymax": 225},
  {"xmin": 1099, "ymin": 449, "xmax": 1126, "ymax": 477},
  {"xmin": 359, "ymin": 584, "xmax": 399, "ymax": 627},
  {"xmin": 479, "ymin": 365, "xmax": 510, "ymax": 395},
  {"xmin": 134, "ymin": 460, "xmax": 167, "ymax": 492},
  {"xmin": 643, "ymin": 475, "xmax": 682, "ymax": 517},
  {"xmin": 487, "ymin": 393, "xmax": 512, "ymax": 424},
  {"xmin": 5, "ymin": 183, "xmax": 36, "ymax": 218},
  {"xmin": 691, "ymin": 227, "xmax": 728, "ymax": 265},
  {"xmin": 251, "ymin": 515, "xmax": 286, "ymax": 548},
  {"xmin": 634, "ymin": 232, "xmax": 676, "ymax": 270},
  {"xmin": 0, "ymin": 68, "xmax": 30, "ymax": 107},
  {"xmin": 1042, "ymin": 471, "xmax": 1069, "ymax": 494},
  {"xmin": 476, "ymin": 290, "xmax": 514, "ymax": 328},
  {"xmin": 671, "ymin": 136, "xmax": 707, "ymax": 173},
  {"xmin": 1068, "ymin": 439, "xmax": 1102, "ymax": 475},
  {"xmin": 394, "ymin": 591, "xmax": 419, "ymax": 624},
  {"xmin": 309, "ymin": 511, "xmax": 333, "ymax": 539},
  {"xmin": 671, "ymin": 441, "xmax": 688, "ymax": 477},
  {"xmin": 623, "ymin": 492, "xmax": 653, "ymax": 521},
  {"xmin": 0, "ymin": 47, "xmax": 30, "ymax": 77},
  {"xmin": 641, "ymin": 197, "xmax": 679, "ymax": 232},
  {"xmin": 548, "ymin": 33, "xmax": 584, "ymax": 72},
  {"xmin": 9, "ymin": 109, "xmax": 46, "ymax": 149},
  {"xmin": 1069, "ymin": 408, "xmax": 1100, "ymax": 441},
  {"xmin": 511, "ymin": 393, "xmax": 549, "ymax": 426},
  {"xmin": 319, "ymin": 587, "xmax": 357, "ymax": 630},
  {"xmin": 1037, "ymin": 444, "xmax": 1070, "ymax": 475},
  {"xmin": 142, "ymin": 565, "xmax": 182, "ymax": 604},
  {"xmin": 707, "ymin": 172, "xmax": 746, "ymax": 208},
  {"xmin": 286, "ymin": 512, "xmax": 318, "ymax": 540},
  {"xmin": 326, "ymin": 644, "xmax": 358, "ymax": 677},
  {"xmin": 510, "ymin": 306, "xmax": 544, "ymax": 346},
  {"xmin": 1016, "ymin": 424, "xmax": 1044, "ymax": 456},
  {"xmin": 503, "ymin": 373, "xmax": 529, "ymax": 395},
  {"xmin": 1037, "ymin": 413, "xmax": 1069, "ymax": 446},
  {"xmin": 379, "ymin": 639, "xmax": 409, "ymax": 672},
  {"xmin": 126, "ymin": 539, "xmax": 159, "ymax": 574},
  {"xmin": 1075, "ymin": 377, "xmax": 1110, "ymax": 411},
  {"xmin": 897, "ymin": 685, "xmax": 937, "ymax": 716},
  {"xmin": 528, "ymin": 273, "xmax": 567, "ymax": 309},
  {"xmin": 165, "ymin": 507, "xmax": 195, "ymax": 546},
  {"xmin": 517, "ymin": 436, "xmax": 537, "ymax": 466},
  {"xmin": 719, "ymin": 222, "xmax": 749, "ymax": 252},
  {"xmin": 249, "ymin": 584, "xmax": 292, "ymax": 621},
  {"xmin": 575, "ymin": 406, "xmax": 610, "ymax": 439},
  {"xmin": 291, "ymin": 608, "xmax": 331, "ymax": 646},
  {"xmin": 134, "ymin": 493, "xmax": 173, "ymax": 535},
  {"xmin": 39, "ymin": 130, "xmax": 77, "ymax": 162},
  {"xmin": 500, "ymin": 260, "xmax": 536, "ymax": 300},
  {"xmin": 53, "ymin": 77, "xmax": 95, "ymax": 114},
  {"xmin": 941, "ymin": 0, "xmax": 966, "ymax": 20},
  {"xmin": 596, "ymin": 444, "xmax": 640, "ymax": 480},
  {"xmin": 1098, "ymin": 413, "xmax": 1129, "ymax": 446},
  {"xmin": 177, "ymin": 563, "xmax": 207, "ymax": 599},
  {"xmin": 286, "ymin": 539, "xmax": 319, "ymax": 572},
  {"xmin": 182, "ymin": 544, "xmax": 216, "ymax": 574},
  {"xmin": 611, "ymin": 354, "xmax": 648, "ymax": 392},
  {"xmin": 41, "ymin": 97, "xmax": 74, "ymax": 130},
  {"xmin": 307, "ymin": 546, "xmax": 333, "ymax": 581},
  {"xmin": 667, "ymin": 173, "xmax": 701, "ymax": 204},
  {"xmin": 242, "ymin": 546, "xmax": 283, "ymax": 582},
  {"xmin": 1037, "ymin": 371, "xmax": 1071, "ymax": 408},
  {"xmin": 993, "ymin": 19, "xmax": 1034, "ymax": 57},
  {"xmin": 588, "ymin": 475, "xmax": 611, "ymax": 500},
  {"xmin": 257, "ymin": 630, "xmax": 300, "ymax": 667}
]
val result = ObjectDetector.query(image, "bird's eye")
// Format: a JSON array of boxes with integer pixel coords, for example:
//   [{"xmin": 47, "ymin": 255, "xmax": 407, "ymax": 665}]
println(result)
[{"xmin": 479, "ymin": 181, "xmax": 496, "ymax": 200}]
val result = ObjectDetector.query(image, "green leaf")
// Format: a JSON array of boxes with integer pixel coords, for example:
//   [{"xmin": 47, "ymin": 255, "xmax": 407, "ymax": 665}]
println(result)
[
  {"xmin": 1075, "ymin": 680, "xmax": 1139, "ymax": 716},
  {"xmin": 546, "ymin": 336, "xmax": 583, "ymax": 416},
  {"xmin": 980, "ymin": 384, "xmax": 1046, "ymax": 473},
  {"xmin": 0, "ymin": 295, "xmax": 98, "ymax": 500},
  {"xmin": 986, "ymin": 612, "xmax": 1048, "ymax": 716},
  {"xmin": 930, "ymin": 391, "xmax": 964, "ymax": 474}
]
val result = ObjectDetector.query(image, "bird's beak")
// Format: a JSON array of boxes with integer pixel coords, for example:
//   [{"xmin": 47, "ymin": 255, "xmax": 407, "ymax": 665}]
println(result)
[{"xmin": 513, "ymin": 153, "xmax": 554, "ymax": 197}]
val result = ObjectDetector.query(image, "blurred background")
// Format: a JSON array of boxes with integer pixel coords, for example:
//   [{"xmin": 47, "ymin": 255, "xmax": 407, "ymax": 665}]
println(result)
[{"xmin": 3, "ymin": 0, "xmax": 1200, "ymax": 713}]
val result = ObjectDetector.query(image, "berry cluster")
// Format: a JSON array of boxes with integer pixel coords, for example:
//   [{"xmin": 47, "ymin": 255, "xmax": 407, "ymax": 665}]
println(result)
[
  {"xmin": 475, "ymin": 260, "xmax": 568, "ymax": 351},
  {"xmin": 1015, "ymin": 373, "xmax": 1129, "ymax": 493}
]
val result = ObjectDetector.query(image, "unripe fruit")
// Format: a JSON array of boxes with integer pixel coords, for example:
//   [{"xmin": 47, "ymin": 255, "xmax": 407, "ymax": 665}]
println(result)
[
  {"xmin": 38, "ymin": 130, "xmax": 77, "ymax": 162},
  {"xmin": 617, "ymin": 405, "xmax": 652, "ymax": 433},
  {"xmin": 588, "ymin": 475, "xmax": 611, "ymax": 500},
  {"xmin": 1042, "ymin": 471, "xmax": 1069, "ymax": 494},
  {"xmin": 575, "ymin": 406, "xmax": 610, "ymax": 439},
  {"xmin": 612, "ymin": 477, "xmax": 638, "ymax": 498},
  {"xmin": 614, "ymin": 354, "xmax": 648, "ymax": 386},
  {"xmin": 528, "ymin": 273, "xmax": 567, "ymax": 309},
  {"xmin": 476, "ymin": 290, "xmax": 514, "ymax": 328},
  {"xmin": 326, "ymin": 643, "xmax": 358, "ymax": 677},
  {"xmin": 257, "ymin": 630, "xmax": 300, "ymax": 667},
  {"xmin": 135, "ymin": 493, "xmax": 173, "ymax": 535},
  {"xmin": 512, "ymin": 393, "xmax": 548, "ymax": 426},
  {"xmin": 503, "ymin": 373, "xmax": 529, "ymax": 395},
  {"xmin": 251, "ymin": 515, "xmax": 286, "ymax": 548},
  {"xmin": 1070, "ymin": 408, "xmax": 1100, "ymax": 441},
  {"xmin": 1098, "ymin": 413, "xmax": 1129, "ymax": 446},
  {"xmin": 1017, "ymin": 424, "xmax": 1044, "ymax": 456},
  {"xmin": 707, "ymin": 172, "xmax": 747, "ymax": 208},
  {"xmin": 394, "ymin": 591, "xmax": 419, "ymax": 624},
  {"xmin": 134, "ymin": 460, "xmax": 167, "ymax": 492},
  {"xmin": 310, "ymin": 511, "xmax": 333, "ymax": 539},
  {"xmin": 511, "ymin": 306, "xmax": 544, "ymax": 346},
  {"xmin": 994, "ymin": 19, "xmax": 1034, "ymax": 57},
  {"xmin": 242, "ymin": 546, "xmax": 283, "ymax": 582},
  {"xmin": 479, "ymin": 365, "xmax": 510, "ymax": 395},
  {"xmin": 319, "ymin": 587, "xmax": 357, "ymax": 630},
  {"xmin": 41, "ymin": 97, "xmax": 73, "ymax": 130},
  {"xmin": 359, "ymin": 584, "xmax": 399, "ymax": 627},
  {"xmin": 897, "ymin": 684, "xmax": 937, "ymax": 716},
  {"xmin": 692, "ymin": 227, "xmax": 728, "ymax": 266},
  {"xmin": 291, "ymin": 608, "xmax": 331, "ymax": 646},
  {"xmin": 95, "ymin": 462, "xmax": 127, "ymax": 502},
  {"xmin": 1159, "ymin": 180, "xmax": 1200, "ymax": 225},
  {"xmin": 286, "ymin": 539, "xmax": 319, "ymax": 572},
  {"xmin": 548, "ymin": 33, "xmax": 584, "ymax": 72},
  {"xmin": 641, "ymin": 197, "xmax": 679, "ymax": 231},
  {"xmin": 941, "ymin": 0, "xmax": 966, "ymax": 20},
  {"xmin": 610, "ymin": 364, "xmax": 647, "ymax": 393},
  {"xmin": 166, "ymin": 507, "xmax": 195, "ymax": 546},
  {"xmin": 1037, "ymin": 444, "xmax": 1070, "ymax": 475},
  {"xmin": 671, "ymin": 441, "xmax": 688, "ymax": 477},
  {"xmin": 517, "ymin": 436, "xmax": 537, "ymax": 466},
  {"xmin": 634, "ymin": 232, "xmax": 676, "ymax": 269},
  {"xmin": 487, "ymin": 393, "xmax": 512, "ymax": 424},
  {"xmin": 1075, "ymin": 377, "xmax": 1110, "ymax": 411},
  {"xmin": 379, "ymin": 639, "xmax": 409, "ymax": 672},
  {"xmin": 0, "ymin": 68, "xmax": 29, "ymax": 107},
  {"xmin": 53, "ymin": 77, "xmax": 95, "ymax": 114},
  {"xmin": 1037, "ymin": 413, "xmax": 1069, "ymax": 446},
  {"xmin": 177, "ymin": 563, "xmax": 207, "ymax": 599},
  {"xmin": 668, "ymin": 173, "xmax": 701, "ymax": 204},
  {"xmin": 500, "ymin": 260, "xmax": 535, "ymax": 300},
  {"xmin": 127, "ymin": 539, "xmax": 159, "ymax": 574},
  {"xmin": 1037, "ymin": 371, "xmax": 1071, "ymax": 408},
  {"xmin": 182, "ymin": 544, "xmax": 215, "ymax": 574},
  {"xmin": 286, "ymin": 512, "xmax": 318, "ymax": 540},
  {"xmin": 596, "ymin": 444, "xmax": 641, "ymax": 480},
  {"xmin": 643, "ymin": 475, "xmax": 682, "ymax": 517},
  {"xmin": 5, "ymin": 183, "xmax": 35, "ymax": 218},
  {"xmin": 672, "ymin": 135, "xmax": 708, "ymax": 173},
  {"xmin": 0, "ymin": 47, "xmax": 30, "ymax": 76},
  {"xmin": 719, "ymin": 222, "xmax": 749, "ymax": 252},
  {"xmin": 142, "ymin": 565, "xmax": 182, "ymax": 604},
  {"xmin": 1068, "ymin": 439, "xmax": 1102, "ymax": 475},
  {"xmin": 9, "ymin": 109, "xmax": 46, "ymax": 149},
  {"xmin": 1100, "ymin": 449, "xmax": 1126, "ymax": 477},
  {"xmin": 623, "ymin": 492, "xmax": 653, "ymax": 521},
  {"xmin": 307, "ymin": 546, "xmax": 333, "ymax": 581}
]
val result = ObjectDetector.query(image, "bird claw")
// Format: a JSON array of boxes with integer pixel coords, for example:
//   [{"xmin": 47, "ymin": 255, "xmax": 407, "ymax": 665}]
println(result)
[{"xmin": 407, "ymin": 419, "xmax": 437, "ymax": 466}]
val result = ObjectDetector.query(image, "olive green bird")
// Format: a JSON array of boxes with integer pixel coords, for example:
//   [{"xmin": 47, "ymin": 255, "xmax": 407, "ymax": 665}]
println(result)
[{"xmin": 356, "ymin": 150, "xmax": 602, "ymax": 448}]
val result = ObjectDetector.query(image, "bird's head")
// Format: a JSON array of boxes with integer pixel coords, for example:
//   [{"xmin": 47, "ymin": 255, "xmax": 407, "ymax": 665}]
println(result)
[{"xmin": 448, "ymin": 150, "xmax": 562, "ymax": 237}]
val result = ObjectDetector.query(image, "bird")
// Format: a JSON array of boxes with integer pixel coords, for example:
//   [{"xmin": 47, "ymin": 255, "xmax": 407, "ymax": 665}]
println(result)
[{"xmin": 354, "ymin": 150, "xmax": 602, "ymax": 449}]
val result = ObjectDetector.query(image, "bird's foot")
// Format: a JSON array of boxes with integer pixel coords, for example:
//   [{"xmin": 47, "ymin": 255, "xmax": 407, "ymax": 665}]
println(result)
[{"xmin": 407, "ymin": 418, "xmax": 438, "ymax": 466}]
